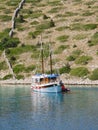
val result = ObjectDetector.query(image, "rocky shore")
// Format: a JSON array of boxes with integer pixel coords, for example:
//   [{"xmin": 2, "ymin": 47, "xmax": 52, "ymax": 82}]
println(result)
[{"xmin": 0, "ymin": 78, "xmax": 98, "ymax": 86}]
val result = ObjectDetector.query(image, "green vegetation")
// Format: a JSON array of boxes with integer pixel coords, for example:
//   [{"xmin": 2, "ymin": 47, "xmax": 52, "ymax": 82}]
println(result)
[
  {"xmin": 3, "ymin": 74, "xmax": 13, "ymax": 80},
  {"xmin": 15, "ymin": 15, "xmax": 25, "ymax": 23},
  {"xmin": 48, "ymin": 0, "xmax": 61, "ymax": 6},
  {"xmin": 0, "ymin": 36, "xmax": 20, "ymax": 50},
  {"xmin": 13, "ymin": 64, "xmax": 36, "ymax": 74},
  {"xmin": 66, "ymin": 49, "xmax": 82, "ymax": 61},
  {"xmin": 88, "ymin": 32, "xmax": 98, "ymax": 46},
  {"xmin": 54, "ymin": 45, "xmax": 69, "ymax": 54},
  {"xmin": 48, "ymin": 7, "xmax": 61, "ymax": 13},
  {"xmin": 56, "ymin": 26, "xmax": 69, "ymax": 31},
  {"xmin": 82, "ymin": 11, "xmax": 94, "ymax": 16},
  {"xmin": 70, "ymin": 67, "xmax": 89, "ymax": 77},
  {"xmin": 6, "ymin": 0, "xmax": 21, "ymax": 7},
  {"xmin": 64, "ymin": 12, "xmax": 78, "ymax": 17},
  {"xmin": 57, "ymin": 35, "xmax": 69, "ymax": 42},
  {"xmin": 59, "ymin": 64, "xmax": 71, "ymax": 74},
  {"xmin": 24, "ymin": 10, "xmax": 42, "ymax": 19},
  {"xmin": 73, "ymin": 34, "xmax": 88, "ymax": 40},
  {"xmin": 25, "ymin": 65, "xmax": 36, "ymax": 73},
  {"xmin": 29, "ymin": 30, "xmax": 43, "ymax": 39},
  {"xmin": 36, "ymin": 20, "xmax": 55, "ymax": 32},
  {"xmin": 97, "ymin": 50, "xmax": 98, "ymax": 55},
  {"xmin": 75, "ymin": 55, "xmax": 92, "ymax": 65},
  {"xmin": 13, "ymin": 64, "xmax": 25, "ymax": 74},
  {"xmin": 6, "ymin": 45, "xmax": 37, "ymax": 56},
  {"xmin": 0, "ymin": 61, "xmax": 8, "ymax": 70},
  {"xmin": 16, "ymin": 74, "xmax": 24, "ymax": 80},
  {"xmin": 0, "ymin": 28, "xmax": 10, "ymax": 39},
  {"xmin": 70, "ymin": 23, "xmax": 97, "ymax": 31},
  {"xmin": 30, "ymin": 20, "xmax": 39, "ymax": 25},
  {"xmin": 89, "ymin": 68, "xmax": 98, "ymax": 80},
  {"xmin": 0, "ymin": 15, "xmax": 12, "ymax": 21}
]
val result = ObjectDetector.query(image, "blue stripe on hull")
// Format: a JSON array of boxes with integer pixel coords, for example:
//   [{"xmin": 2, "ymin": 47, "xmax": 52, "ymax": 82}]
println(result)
[{"xmin": 32, "ymin": 85, "xmax": 62, "ymax": 93}]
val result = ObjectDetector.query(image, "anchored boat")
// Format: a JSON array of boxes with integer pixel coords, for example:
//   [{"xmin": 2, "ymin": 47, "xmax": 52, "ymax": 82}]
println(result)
[{"xmin": 31, "ymin": 39, "xmax": 70, "ymax": 93}]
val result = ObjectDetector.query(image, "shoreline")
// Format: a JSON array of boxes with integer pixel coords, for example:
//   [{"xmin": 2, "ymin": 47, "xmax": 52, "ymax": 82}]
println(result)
[{"xmin": 0, "ymin": 78, "xmax": 98, "ymax": 86}]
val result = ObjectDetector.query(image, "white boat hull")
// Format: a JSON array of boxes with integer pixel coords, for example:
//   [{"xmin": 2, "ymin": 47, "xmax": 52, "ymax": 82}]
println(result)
[{"xmin": 31, "ymin": 84, "xmax": 62, "ymax": 93}]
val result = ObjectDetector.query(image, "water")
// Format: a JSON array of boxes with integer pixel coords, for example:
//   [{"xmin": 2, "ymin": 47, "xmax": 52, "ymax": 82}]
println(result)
[{"xmin": 0, "ymin": 86, "xmax": 98, "ymax": 130}]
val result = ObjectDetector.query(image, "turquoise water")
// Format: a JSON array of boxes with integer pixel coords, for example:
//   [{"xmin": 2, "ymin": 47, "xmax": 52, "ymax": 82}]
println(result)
[{"xmin": 0, "ymin": 86, "xmax": 98, "ymax": 130}]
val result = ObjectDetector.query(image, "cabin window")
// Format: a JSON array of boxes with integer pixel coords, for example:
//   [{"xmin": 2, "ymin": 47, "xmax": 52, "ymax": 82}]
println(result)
[{"xmin": 50, "ymin": 77, "xmax": 56, "ymax": 82}]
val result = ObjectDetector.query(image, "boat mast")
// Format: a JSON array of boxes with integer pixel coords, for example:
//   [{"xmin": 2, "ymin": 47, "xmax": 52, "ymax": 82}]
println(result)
[
  {"xmin": 41, "ymin": 36, "xmax": 44, "ymax": 74},
  {"xmin": 49, "ymin": 44, "xmax": 53, "ymax": 75}
]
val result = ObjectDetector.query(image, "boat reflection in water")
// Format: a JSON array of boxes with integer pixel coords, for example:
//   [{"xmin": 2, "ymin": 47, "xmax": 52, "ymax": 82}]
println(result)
[{"xmin": 31, "ymin": 92, "xmax": 64, "ymax": 113}]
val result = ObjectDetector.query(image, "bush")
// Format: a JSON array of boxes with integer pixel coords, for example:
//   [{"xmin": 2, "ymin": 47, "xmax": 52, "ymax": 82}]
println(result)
[
  {"xmin": 43, "ymin": 14, "xmax": 49, "ymax": 19},
  {"xmin": 25, "ymin": 65, "xmax": 36, "ymax": 73},
  {"xmin": 73, "ymin": 34, "xmax": 87, "ymax": 40},
  {"xmin": 59, "ymin": 64, "xmax": 71, "ymax": 74},
  {"xmin": 54, "ymin": 45, "xmax": 69, "ymax": 54},
  {"xmin": 75, "ymin": 55, "xmax": 92, "ymax": 65},
  {"xmin": 88, "ymin": 32, "xmax": 98, "ymax": 46},
  {"xmin": 57, "ymin": 35, "xmax": 69, "ymax": 42},
  {"xmin": 0, "ymin": 15, "xmax": 11, "ymax": 21},
  {"xmin": 0, "ymin": 36, "xmax": 20, "ymax": 50},
  {"xmin": 89, "ymin": 68, "xmax": 98, "ymax": 80},
  {"xmin": 70, "ymin": 23, "xmax": 97, "ymax": 31},
  {"xmin": 6, "ymin": 45, "xmax": 37, "ymax": 56},
  {"xmin": 0, "ymin": 61, "xmax": 8, "ymax": 70},
  {"xmin": 3, "ymin": 74, "xmax": 13, "ymax": 80},
  {"xmin": 66, "ymin": 49, "xmax": 82, "ymax": 61},
  {"xmin": 36, "ymin": 20, "xmax": 55, "ymax": 32},
  {"xmin": 70, "ymin": 67, "xmax": 89, "ymax": 77},
  {"xmin": 66, "ymin": 55, "xmax": 76, "ymax": 61},
  {"xmin": 13, "ymin": 64, "xmax": 25, "ymax": 74},
  {"xmin": 16, "ymin": 74, "xmax": 24, "ymax": 80}
]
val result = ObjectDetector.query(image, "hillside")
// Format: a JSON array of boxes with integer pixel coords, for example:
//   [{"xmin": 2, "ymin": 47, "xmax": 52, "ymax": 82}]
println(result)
[{"xmin": 0, "ymin": 0, "xmax": 98, "ymax": 81}]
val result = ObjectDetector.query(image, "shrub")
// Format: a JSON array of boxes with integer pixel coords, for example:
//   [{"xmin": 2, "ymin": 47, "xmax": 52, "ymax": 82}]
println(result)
[
  {"xmin": 70, "ymin": 67, "xmax": 89, "ymax": 77},
  {"xmin": 66, "ymin": 49, "xmax": 82, "ymax": 61},
  {"xmin": 36, "ymin": 20, "xmax": 55, "ymax": 32},
  {"xmin": 0, "ymin": 61, "xmax": 8, "ymax": 70},
  {"xmin": 25, "ymin": 65, "xmax": 36, "ymax": 73},
  {"xmin": 6, "ymin": 45, "xmax": 37, "ymax": 56},
  {"xmin": 57, "ymin": 35, "xmax": 69, "ymax": 42},
  {"xmin": 29, "ymin": 30, "xmax": 43, "ymax": 38},
  {"xmin": 3, "ymin": 74, "xmax": 13, "ymax": 80},
  {"xmin": 97, "ymin": 50, "xmax": 98, "ymax": 55},
  {"xmin": 54, "ymin": 45, "xmax": 69, "ymax": 54},
  {"xmin": 70, "ymin": 23, "xmax": 97, "ymax": 31},
  {"xmin": 16, "ymin": 74, "xmax": 24, "ymax": 80},
  {"xmin": 15, "ymin": 15, "xmax": 25, "ymax": 23},
  {"xmin": 75, "ymin": 55, "xmax": 92, "ymax": 65},
  {"xmin": 0, "ymin": 36, "xmax": 20, "ymax": 50},
  {"xmin": 13, "ymin": 64, "xmax": 25, "ymax": 74},
  {"xmin": 88, "ymin": 32, "xmax": 98, "ymax": 46},
  {"xmin": 89, "ymin": 68, "xmax": 98, "ymax": 80},
  {"xmin": 48, "ymin": 7, "xmax": 61, "ymax": 13},
  {"xmin": 43, "ymin": 14, "xmax": 49, "ymax": 19},
  {"xmin": 66, "ymin": 55, "xmax": 76, "ymax": 61},
  {"xmin": 59, "ymin": 64, "xmax": 71, "ymax": 74},
  {"xmin": 0, "ymin": 15, "xmax": 11, "ymax": 21},
  {"xmin": 73, "ymin": 34, "xmax": 88, "ymax": 40},
  {"xmin": 0, "ymin": 28, "xmax": 10, "ymax": 39},
  {"xmin": 10, "ymin": 56, "xmax": 16, "ymax": 61}
]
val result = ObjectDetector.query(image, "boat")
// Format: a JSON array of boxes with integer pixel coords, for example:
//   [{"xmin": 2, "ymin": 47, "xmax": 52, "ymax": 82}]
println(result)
[{"xmin": 31, "ymin": 39, "xmax": 70, "ymax": 93}]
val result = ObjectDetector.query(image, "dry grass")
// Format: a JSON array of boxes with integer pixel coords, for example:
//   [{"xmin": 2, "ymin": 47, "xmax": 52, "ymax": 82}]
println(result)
[{"xmin": 0, "ymin": 0, "xmax": 98, "ymax": 79}]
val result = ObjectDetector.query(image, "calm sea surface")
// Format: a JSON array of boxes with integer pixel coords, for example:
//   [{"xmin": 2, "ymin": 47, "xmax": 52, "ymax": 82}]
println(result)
[{"xmin": 0, "ymin": 85, "xmax": 98, "ymax": 130}]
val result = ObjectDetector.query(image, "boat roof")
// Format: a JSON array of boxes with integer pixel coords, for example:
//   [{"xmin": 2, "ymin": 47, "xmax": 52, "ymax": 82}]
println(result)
[{"xmin": 32, "ymin": 74, "xmax": 59, "ymax": 79}]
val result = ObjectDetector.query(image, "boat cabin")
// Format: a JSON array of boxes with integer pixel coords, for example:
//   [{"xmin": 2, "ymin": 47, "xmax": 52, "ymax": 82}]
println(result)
[{"xmin": 32, "ymin": 74, "xmax": 59, "ymax": 84}]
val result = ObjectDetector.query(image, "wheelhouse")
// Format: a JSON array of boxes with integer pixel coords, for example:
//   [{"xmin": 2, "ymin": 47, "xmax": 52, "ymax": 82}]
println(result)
[{"xmin": 32, "ymin": 74, "xmax": 59, "ymax": 84}]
